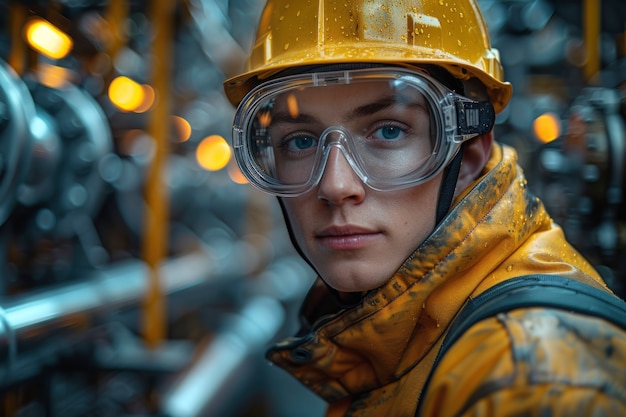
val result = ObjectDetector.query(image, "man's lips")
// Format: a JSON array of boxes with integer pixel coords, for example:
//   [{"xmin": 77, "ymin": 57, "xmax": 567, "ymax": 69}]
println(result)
[{"xmin": 316, "ymin": 225, "xmax": 382, "ymax": 250}]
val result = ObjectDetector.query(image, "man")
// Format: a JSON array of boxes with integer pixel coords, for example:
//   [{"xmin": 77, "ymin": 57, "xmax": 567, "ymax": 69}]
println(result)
[{"xmin": 223, "ymin": 0, "xmax": 626, "ymax": 415}]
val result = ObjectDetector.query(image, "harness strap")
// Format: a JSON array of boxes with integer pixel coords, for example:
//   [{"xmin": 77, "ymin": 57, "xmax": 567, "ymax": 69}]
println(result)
[{"xmin": 415, "ymin": 274, "xmax": 626, "ymax": 416}]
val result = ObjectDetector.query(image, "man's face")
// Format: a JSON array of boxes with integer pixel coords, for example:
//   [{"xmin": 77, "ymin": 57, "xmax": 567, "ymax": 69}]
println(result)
[{"xmin": 277, "ymin": 82, "xmax": 442, "ymax": 292}]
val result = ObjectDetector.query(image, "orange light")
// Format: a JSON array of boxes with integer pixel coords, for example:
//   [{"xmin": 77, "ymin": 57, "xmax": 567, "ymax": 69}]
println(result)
[
  {"xmin": 37, "ymin": 63, "xmax": 74, "ymax": 88},
  {"xmin": 108, "ymin": 76, "xmax": 145, "ymax": 112},
  {"xmin": 533, "ymin": 113, "xmax": 561, "ymax": 143},
  {"xmin": 24, "ymin": 18, "xmax": 73, "ymax": 60},
  {"xmin": 196, "ymin": 135, "xmax": 231, "ymax": 171},
  {"xmin": 257, "ymin": 110, "xmax": 272, "ymax": 127},
  {"xmin": 172, "ymin": 116, "xmax": 192, "ymax": 142},
  {"xmin": 228, "ymin": 161, "xmax": 249, "ymax": 184},
  {"xmin": 287, "ymin": 94, "xmax": 299, "ymax": 118},
  {"xmin": 134, "ymin": 84, "xmax": 156, "ymax": 113}
]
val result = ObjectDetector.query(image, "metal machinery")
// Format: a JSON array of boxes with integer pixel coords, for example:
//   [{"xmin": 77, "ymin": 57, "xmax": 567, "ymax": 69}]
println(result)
[
  {"xmin": 0, "ymin": 0, "xmax": 623, "ymax": 416},
  {"xmin": 482, "ymin": 0, "xmax": 626, "ymax": 297},
  {"xmin": 0, "ymin": 1, "xmax": 322, "ymax": 416}
]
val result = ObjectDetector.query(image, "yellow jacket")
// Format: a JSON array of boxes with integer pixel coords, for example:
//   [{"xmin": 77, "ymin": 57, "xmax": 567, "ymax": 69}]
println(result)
[{"xmin": 267, "ymin": 144, "xmax": 626, "ymax": 416}]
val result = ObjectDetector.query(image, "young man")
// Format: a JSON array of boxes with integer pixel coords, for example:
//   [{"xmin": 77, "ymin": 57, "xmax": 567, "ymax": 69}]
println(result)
[{"xmin": 224, "ymin": 0, "xmax": 626, "ymax": 416}]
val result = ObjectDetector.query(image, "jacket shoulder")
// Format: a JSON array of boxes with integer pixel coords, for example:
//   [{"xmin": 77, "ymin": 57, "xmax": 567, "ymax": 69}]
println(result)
[{"xmin": 419, "ymin": 308, "xmax": 626, "ymax": 417}]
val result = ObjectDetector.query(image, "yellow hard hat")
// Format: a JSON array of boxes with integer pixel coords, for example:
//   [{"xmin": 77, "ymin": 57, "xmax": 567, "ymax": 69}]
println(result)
[{"xmin": 224, "ymin": 0, "xmax": 512, "ymax": 113}]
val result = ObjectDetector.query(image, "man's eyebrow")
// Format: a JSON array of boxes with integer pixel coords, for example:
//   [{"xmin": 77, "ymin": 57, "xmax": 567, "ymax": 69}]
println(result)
[
  {"xmin": 345, "ymin": 95, "xmax": 428, "ymax": 121},
  {"xmin": 346, "ymin": 96, "xmax": 397, "ymax": 120},
  {"xmin": 269, "ymin": 112, "xmax": 319, "ymax": 127}
]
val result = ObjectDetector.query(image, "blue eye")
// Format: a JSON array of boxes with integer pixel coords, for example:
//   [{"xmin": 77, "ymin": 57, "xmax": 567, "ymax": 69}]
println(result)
[
  {"xmin": 292, "ymin": 135, "xmax": 317, "ymax": 150},
  {"xmin": 379, "ymin": 126, "xmax": 401, "ymax": 140},
  {"xmin": 372, "ymin": 125, "xmax": 405, "ymax": 141},
  {"xmin": 279, "ymin": 133, "xmax": 319, "ymax": 154}
]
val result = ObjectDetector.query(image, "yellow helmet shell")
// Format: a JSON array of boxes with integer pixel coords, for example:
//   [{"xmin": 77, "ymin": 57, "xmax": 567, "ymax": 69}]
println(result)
[{"xmin": 224, "ymin": 0, "xmax": 512, "ymax": 113}]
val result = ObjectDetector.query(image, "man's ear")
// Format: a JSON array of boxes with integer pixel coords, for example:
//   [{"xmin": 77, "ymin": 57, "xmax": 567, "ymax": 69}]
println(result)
[{"xmin": 456, "ymin": 132, "xmax": 494, "ymax": 195}]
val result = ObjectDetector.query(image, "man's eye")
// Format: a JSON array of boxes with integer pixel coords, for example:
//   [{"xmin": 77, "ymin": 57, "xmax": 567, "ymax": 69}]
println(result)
[
  {"xmin": 379, "ymin": 126, "xmax": 402, "ymax": 140},
  {"xmin": 287, "ymin": 135, "xmax": 317, "ymax": 150},
  {"xmin": 373, "ymin": 125, "xmax": 405, "ymax": 141}
]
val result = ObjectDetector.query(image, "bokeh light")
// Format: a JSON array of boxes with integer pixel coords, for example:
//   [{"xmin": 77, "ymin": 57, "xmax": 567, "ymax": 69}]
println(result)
[
  {"xmin": 37, "ymin": 63, "xmax": 74, "ymax": 88},
  {"xmin": 533, "ymin": 112, "xmax": 562, "ymax": 143},
  {"xmin": 228, "ymin": 161, "xmax": 248, "ymax": 184},
  {"xmin": 24, "ymin": 18, "xmax": 73, "ymax": 60},
  {"xmin": 196, "ymin": 135, "xmax": 231, "ymax": 171},
  {"xmin": 108, "ymin": 76, "xmax": 145, "ymax": 112},
  {"xmin": 172, "ymin": 116, "xmax": 192, "ymax": 142},
  {"xmin": 134, "ymin": 84, "xmax": 156, "ymax": 113}
]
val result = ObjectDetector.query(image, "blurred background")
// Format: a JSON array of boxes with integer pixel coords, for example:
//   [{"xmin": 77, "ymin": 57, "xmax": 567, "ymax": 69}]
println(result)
[{"xmin": 0, "ymin": 0, "xmax": 623, "ymax": 416}]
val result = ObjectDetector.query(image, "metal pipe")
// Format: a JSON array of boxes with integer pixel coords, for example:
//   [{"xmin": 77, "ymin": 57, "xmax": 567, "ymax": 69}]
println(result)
[
  {"xmin": 159, "ymin": 254, "xmax": 315, "ymax": 417},
  {"xmin": 0, "ymin": 245, "xmax": 273, "ymax": 369},
  {"xmin": 161, "ymin": 296, "xmax": 285, "ymax": 417},
  {"xmin": 142, "ymin": 0, "xmax": 176, "ymax": 348},
  {"xmin": 583, "ymin": 0, "xmax": 600, "ymax": 82},
  {"xmin": 104, "ymin": 0, "xmax": 127, "ymax": 67},
  {"xmin": 8, "ymin": 2, "xmax": 27, "ymax": 75}
]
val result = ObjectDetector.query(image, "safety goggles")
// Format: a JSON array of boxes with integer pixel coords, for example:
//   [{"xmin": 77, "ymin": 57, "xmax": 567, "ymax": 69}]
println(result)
[{"xmin": 232, "ymin": 67, "xmax": 494, "ymax": 197}]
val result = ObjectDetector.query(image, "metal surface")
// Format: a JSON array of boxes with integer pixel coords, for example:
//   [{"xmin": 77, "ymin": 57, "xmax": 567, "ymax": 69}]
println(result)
[
  {"xmin": 0, "ymin": 243, "xmax": 287, "ymax": 383},
  {"xmin": 161, "ymin": 295, "xmax": 285, "ymax": 417},
  {"xmin": 0, "ymin": 61, "xmax": 34, "ymax": 225}
]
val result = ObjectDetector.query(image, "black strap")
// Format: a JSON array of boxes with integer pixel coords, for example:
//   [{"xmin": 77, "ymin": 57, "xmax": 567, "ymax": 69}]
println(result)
[
  {"xmin": 436, "ymin": 146, "xmax": 464, "ymax": 224},
  {"xmin": 415, "ymin": 274, "xmax": 626, "ymax": 416}
]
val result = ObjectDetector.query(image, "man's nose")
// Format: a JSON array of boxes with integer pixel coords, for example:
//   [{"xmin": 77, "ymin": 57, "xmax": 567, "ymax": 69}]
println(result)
[{"xmin": 316, "ymin": 146, "xmax": 366, "ymax": 205}]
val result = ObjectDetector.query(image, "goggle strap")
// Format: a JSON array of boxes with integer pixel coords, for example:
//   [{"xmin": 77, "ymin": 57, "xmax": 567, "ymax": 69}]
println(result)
[
  {"xmin": 455, "ymin": 100, "xmax": 495, "ymax": 136},
  {"xmin": 436, "ymin": 143, "xmax": 465, "ymax": 224}
]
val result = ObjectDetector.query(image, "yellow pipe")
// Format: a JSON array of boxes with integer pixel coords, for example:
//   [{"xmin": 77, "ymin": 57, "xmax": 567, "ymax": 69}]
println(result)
[
  {"xmin": 141, "ymin": 0, "xmax": 176, "ymax": 348},
  {"xmin": 8, "ymin": 2, "xmax": 27, "ymax": 74},
  {"xmin": 104, "ymin": 0, "xmax": 127, "ymax": 66},
  {"xmin": 583, "ymin": 0, "xmax": 600, "ymax": 83}
]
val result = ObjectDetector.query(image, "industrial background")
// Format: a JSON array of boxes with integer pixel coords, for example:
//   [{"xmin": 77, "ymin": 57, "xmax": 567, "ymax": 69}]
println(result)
[{"xmin": 0, "ymin": 0, "xmax": 624, "ymax": 416}]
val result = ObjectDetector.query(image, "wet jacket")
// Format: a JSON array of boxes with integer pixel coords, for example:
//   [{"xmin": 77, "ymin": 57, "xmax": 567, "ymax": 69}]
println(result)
[{"xmin": 267, "ymin": 143, "xmax": 626, "ymax": 417}]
